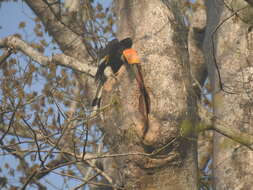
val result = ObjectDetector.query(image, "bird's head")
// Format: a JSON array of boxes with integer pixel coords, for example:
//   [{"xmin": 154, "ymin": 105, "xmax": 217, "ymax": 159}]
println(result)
[{"xmin": 119, "ymin": 37, "xmax": 133, "ymax": 49}]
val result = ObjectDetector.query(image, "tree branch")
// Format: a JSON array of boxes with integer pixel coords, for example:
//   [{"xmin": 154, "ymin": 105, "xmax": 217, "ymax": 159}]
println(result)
[
  {"xmin": 198, "ymin": 104, "xmax": 253, "ymax": 151},
  {"xmin": 244, "ymin": 0, "xmax": 253, "ymax": 7},
  {"xmin": 0, "ymin": 48, "xmax": 12, "ymax": 66},
  {"xmin": 0, "ymin": 35, "xmax": 96, "ymax": 76},
  {"xmin": 24, "ymin": 0, "xmax": 88, "ymax": 60}
]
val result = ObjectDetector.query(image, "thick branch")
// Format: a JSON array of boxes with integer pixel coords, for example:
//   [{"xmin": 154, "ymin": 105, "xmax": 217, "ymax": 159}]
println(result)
[
  {"xmin": 245, "ymin": 0, "xmax": 253, "ymax": 7},
  {"xmin": 24, "ymin": 0, "xmax": 88, "ymax": 60},
  {"xmin": 198, "ymin": 105, "xmax": 253, "ymax": 151},
  {"xmin": 0, "ymin": 35, "xmax": 96, "ymax": 76}
]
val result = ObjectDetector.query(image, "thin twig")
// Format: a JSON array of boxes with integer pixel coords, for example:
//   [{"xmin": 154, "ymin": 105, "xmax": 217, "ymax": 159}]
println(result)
[
  {"xmin": 71, "ymin": 173, "xmax": 100, "ymax": 190},
  {"xmin": 22, "ymin": 117, "xmax": 44, "ymax": 166},
  {"xmin": 211, "ymin": 5, "xmax": 248, "ymax": 94},
  {"xmin": 0, "ymin": 48, "xmax": 13, "ymax": 66},
  {"xmin": 0, "ymin": 111, "xmax": 15, "ymax": 142},
  {"xmin": 21, "ymin": 170, "xmax": 38, "ymax": 190}
]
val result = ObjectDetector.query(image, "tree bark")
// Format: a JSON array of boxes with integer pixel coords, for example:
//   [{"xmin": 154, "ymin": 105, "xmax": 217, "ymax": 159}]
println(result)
[
  {"xmin": 96, "ymin": 0, "xmax": 200, "ymax": 189},
  {"xmin": 24, "ymin": 0, "xmax": 89, "ymax": 60},
  {"xmin": 204, "ymin": 0, "xmax": 253, "ymax": 189}
]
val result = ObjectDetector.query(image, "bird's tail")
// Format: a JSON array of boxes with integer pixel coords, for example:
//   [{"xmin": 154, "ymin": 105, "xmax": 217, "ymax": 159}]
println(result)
[
  {"xmin": 91, "ymin": 82, "xmax": 104, "ymax": 119},
  {"xmin": 133, "ymin": 64, "xmax": 151, "ymax": 137}
]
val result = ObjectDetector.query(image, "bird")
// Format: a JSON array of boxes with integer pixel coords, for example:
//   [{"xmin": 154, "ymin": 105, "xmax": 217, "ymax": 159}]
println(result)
[
  {"xmin": 91, "ymin": 38, "xmax": 132, "ymax": 117},
  {"xmin": 91, "ymin": 37, "xmax": 150, "ymax": 132},
  {"xmin": 94, "ymin": 38, "xmax": 133, "ymax": 84}
]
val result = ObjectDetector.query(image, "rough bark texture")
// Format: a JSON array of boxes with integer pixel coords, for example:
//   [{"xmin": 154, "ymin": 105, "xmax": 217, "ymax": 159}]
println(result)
[
  {"xmin": 96, "ymin": 0, "xmax": 199, "ymax": 189},
  {"xmin": 204, "ymin": 0, "xmax": 253, "ymax": 189},
  {"xmin": 188, "ymin": 0, "xmax": 207, "ymax": 87},
  {"xmin": 25, "ymin": 0, "xmax": 89, "ymax": 61}
]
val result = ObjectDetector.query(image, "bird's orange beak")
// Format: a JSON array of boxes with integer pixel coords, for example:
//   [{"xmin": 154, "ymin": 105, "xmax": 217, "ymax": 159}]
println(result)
[{"xmin": 123, "ymin": 48, "xmax": 141, "ymax": 64}]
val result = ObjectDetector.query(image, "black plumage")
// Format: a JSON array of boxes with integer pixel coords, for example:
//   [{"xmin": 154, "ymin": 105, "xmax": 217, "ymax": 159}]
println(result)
[
  {"xmin": 92, "ymin": 38, "xmax": 133, "ymax": 107},
  {"xmin": 95, "ymin": 38, "xmax": 133, "ymax": 83}
]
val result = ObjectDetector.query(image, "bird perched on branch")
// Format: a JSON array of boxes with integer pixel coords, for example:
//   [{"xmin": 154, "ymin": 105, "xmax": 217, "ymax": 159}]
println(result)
[{"xmin": 92, "ymin": 38, "xmax": 150, "ymax": 130}]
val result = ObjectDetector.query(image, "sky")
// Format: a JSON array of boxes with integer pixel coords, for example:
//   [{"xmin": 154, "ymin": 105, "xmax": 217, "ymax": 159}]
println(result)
[{"xmin": 0, "ymin": 1, "xmax": 35, "ymax": 37}]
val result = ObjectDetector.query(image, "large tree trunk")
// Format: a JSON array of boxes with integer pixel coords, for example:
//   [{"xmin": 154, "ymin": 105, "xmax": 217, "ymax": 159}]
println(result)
[
  {"xmin": 97, "ymin": 0, "xmax": 200, "ymax": 189},
  {"xmin": 204, "ymin": 0, "xmax": 253, "ymax": 189}
]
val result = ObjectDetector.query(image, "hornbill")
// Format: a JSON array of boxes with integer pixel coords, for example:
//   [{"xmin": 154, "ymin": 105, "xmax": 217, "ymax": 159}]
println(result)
[
  {"xmin": 92, "ymin": 38, "xmax": 150, "ymax": 129},
  {"xmin": 92, "ymin": 38, "xmax": 131, "ymax": 109}
]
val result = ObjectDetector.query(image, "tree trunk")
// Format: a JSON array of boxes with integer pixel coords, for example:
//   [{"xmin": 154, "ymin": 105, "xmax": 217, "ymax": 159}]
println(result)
[
  {"xmin": 204, "ymin": 0, "xmax": 253, "ymax": 189},
  {"xmin": 98, "ymin": 0, "xmax": 199, "ymax": 189}
]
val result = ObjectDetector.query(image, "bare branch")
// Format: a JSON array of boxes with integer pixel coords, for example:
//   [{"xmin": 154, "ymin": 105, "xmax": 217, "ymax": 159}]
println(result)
[
  {"xmin": 21, "ymin": 171, "xmax": 38, "ymax": 190},
  {"xmin": 0, "ymin": 35, "xmax": 97, "ymax": 76},
  {"xmin": 0, "ymin": 48, "xmax": 12, "ymax": 66},
  {"xmin": 71, "ymin": 174, "xmax": 99, "ymax": 190},
  {"xmin": 198, "ymin": 104, "xmax": 253, "ymax": 151},
  {"xmin": 211, "ymin": 5, "xmax": 248, "ymax": 94},
  {"xmin": 0, "ymin": 111, "xmax": 15, "ymax": 142},
  {"xmin": 22, "ymin": 118, "xmax": 44, "ymax": 165}
]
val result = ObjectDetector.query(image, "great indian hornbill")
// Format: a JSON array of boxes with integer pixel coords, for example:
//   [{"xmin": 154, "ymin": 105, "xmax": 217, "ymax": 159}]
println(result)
[
  {"xmin": 92, "ymin": 38, "xmax": 150, "ymax": 129},
  {"xmin": 91, "ymin": 38, "xmax": 131, "ymax": 108}
]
